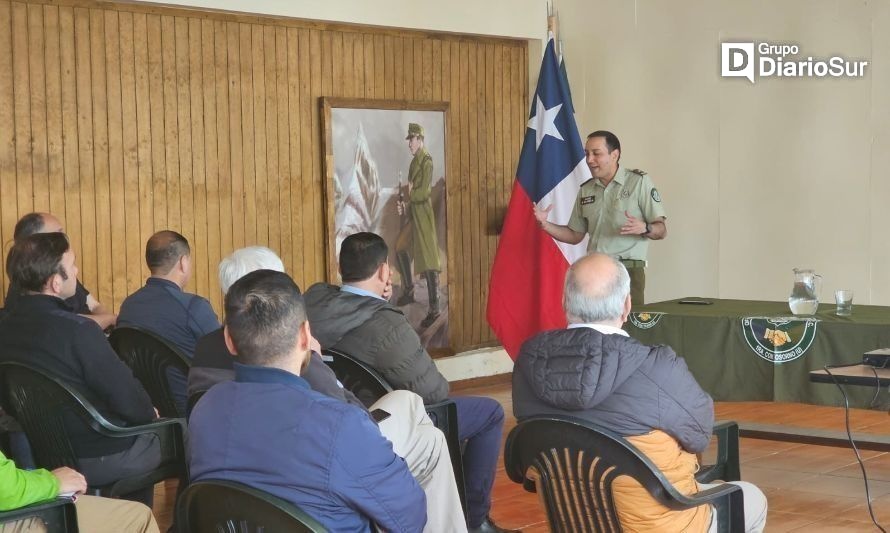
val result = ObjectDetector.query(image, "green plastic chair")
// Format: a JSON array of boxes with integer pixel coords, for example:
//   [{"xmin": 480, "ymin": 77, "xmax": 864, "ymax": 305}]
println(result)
[
  {"xmin": 176, "ymin": 479, "xmax": 326, "ymax": 533},
  {"xmin": 504, "ymin": 415, "xmax": 745, "ymax": 533},
  {"xmin": 0, "ymin": 361, "xmax": 188, "ymax": 498}
]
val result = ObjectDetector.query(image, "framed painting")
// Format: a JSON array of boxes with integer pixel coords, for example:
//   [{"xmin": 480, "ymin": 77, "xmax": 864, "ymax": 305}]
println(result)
[{"xmin": 322, "ymin": 98, "xmax": 451, "ymax": 353}]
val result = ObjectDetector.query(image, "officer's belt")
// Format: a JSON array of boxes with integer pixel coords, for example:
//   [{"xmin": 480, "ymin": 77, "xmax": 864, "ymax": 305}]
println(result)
[{"xmin": 618, "ymin": 259, "xmax": 647, "ymax": 269}]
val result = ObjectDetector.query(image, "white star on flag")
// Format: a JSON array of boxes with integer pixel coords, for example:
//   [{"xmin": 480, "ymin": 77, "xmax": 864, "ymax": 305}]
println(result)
[{"xmin": 527, "ymin": 96, "xmax": 564, "ymax": 150}]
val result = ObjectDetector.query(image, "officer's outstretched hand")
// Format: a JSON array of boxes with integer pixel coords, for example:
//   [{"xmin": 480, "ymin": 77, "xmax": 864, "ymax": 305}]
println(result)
[{"xmin": 620, "ymin": 211, "xmax": 646, "ymax": 235}]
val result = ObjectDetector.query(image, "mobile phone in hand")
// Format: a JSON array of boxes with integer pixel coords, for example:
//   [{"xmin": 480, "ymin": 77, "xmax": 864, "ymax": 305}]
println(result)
[{"xmin": 371, "ymin": 408, "xmax": 391, "ymax": 423}]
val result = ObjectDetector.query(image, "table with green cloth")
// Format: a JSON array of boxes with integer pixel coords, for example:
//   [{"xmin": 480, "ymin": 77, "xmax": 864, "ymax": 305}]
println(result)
[{"xmin": 624, "ymin": 298, "xmax": 890, "ymax": 408}]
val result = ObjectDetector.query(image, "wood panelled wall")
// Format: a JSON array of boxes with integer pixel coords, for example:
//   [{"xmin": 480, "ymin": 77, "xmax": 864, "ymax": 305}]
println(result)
[{"xmin": 0, "ymin": 0, "xmax": 528, "ymax": 351}]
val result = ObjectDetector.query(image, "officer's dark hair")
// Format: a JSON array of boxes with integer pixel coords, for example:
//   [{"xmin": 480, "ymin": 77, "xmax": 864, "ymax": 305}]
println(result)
[
  {"xmin": 13, "ymin": 213, "xmax": 47, "ymax": 242},
  {"xmin": 409, "ymin": 134, "xmax": 425, "ymax": 142},
  {"xmin": 6, "ymin": 232, "xmax": 70, "ymax": 293},
  {"xmin": 224, "ymin": 269, "xmax": 306, "ymax": 366},
  {"xmin": 145, "ymin": 230, "xmax": 190, "ymax": 275},
  {"xmin": 587, "ymin": 130, "xmax": 621, "ymax": 161},
  {"xmin": 339, "ymin": 232, "xmax": 388, "ymax": 283}
]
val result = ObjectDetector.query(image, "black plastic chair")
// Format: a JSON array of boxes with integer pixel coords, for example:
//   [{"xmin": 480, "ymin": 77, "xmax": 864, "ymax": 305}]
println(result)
[
  {"xmin": 322, "ymin": 348, "xmax": 393, "ymax": 408},
  {"xmin": 0, "ymin": 498, "xmax": 78, "ymax": 532},
  {"xmin": 504, "ymin": 415, "xmax": 746, "ymax": 533},
  {"xmin": 322, "ymin": 348, "xmax": 469, "ymax": 520},
  {"xmin": 0, "ymin": 362, "xmax": 188, "ymax": 498},
  {"xmin": 176, "ymin": 479, "xmax": 326, "ymax": 533},
  {"xmin": 109, "ymin": 326, "xmax": 192, "ymax": 418},
  {"xmin": 423, "ymin": 398, "xmax": 469, "ymax": 518}
]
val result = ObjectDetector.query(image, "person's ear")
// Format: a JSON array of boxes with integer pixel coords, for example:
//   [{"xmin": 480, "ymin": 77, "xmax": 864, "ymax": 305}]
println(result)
[
  {"xmin": 48, "ymin": 273, "xmax": 62, "ymax": 295},
  {"xmin": 621, "ymin": 294, "xmax": 632, "ymax": 323},
  {"xmin": 297, "ymin": 321, "xmax": 312, "ymax": 353},
  {"xmin": 223, "ymin": 326, "xmax": 238, "ymax": 356}
]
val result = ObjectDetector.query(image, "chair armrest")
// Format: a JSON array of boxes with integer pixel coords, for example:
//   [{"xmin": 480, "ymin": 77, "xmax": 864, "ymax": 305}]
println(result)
[
  {"xmin": 0, "ymin": 497, "xmax": 78, "ymax": 532},
  {"xmin": 87, "ymin": 416, "xmax": 186, "ymax": 439},
  {"xmin": 85, "ymin": 416, "xmax": 187, "ymax": 471},
  {"xmin": 697, "ymin": 420, "xmax": 741, "ymax": 483}
]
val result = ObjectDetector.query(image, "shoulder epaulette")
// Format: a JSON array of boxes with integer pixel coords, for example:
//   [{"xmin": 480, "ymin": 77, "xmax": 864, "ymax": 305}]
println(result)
[{"xmin": 628, "ymin": 168, "xmax": 647, "ymax": 176}]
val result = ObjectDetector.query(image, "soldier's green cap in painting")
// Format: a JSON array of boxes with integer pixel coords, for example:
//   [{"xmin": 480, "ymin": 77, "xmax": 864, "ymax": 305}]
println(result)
[{"xmin": 405, "ymin": 123, "xmax": 425, "ymax": 139}]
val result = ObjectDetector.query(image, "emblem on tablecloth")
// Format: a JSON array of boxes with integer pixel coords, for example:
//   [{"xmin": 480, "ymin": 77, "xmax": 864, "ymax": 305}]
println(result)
[
  {"xmin": 742, "ymin": 316, "xmax": 818, "ymax": 364},
  {"xmin": 629, "ymin": 312, "xmax": 664, "ymax": 330}
]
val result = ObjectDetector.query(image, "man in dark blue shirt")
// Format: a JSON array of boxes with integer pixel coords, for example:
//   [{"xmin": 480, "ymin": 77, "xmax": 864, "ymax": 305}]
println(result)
[
  {"xmin": 188, "ymin": 269, "xmax": 426, "ymax": 532},
  {"xmin": 118, "ymin": 230, "xmax": 220, "ymax": 413}
]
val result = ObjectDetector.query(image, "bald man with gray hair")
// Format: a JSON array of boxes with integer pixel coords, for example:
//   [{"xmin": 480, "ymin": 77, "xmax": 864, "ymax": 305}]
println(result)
[
  {"xmin": 513, "ymin": 253, "xmax": 767, "ymax": 533},
  {"xmin": 190, "ymin": 246, "xmax": 467, "ymax": 532}
]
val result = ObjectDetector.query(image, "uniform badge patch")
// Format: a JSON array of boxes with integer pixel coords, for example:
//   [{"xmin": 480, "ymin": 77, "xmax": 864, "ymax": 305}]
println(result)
[
  {"xmin": 580, "ymin": 196, "xmax": 596, "ymax": 205},
  {"xmin": 651, "ymin": 188, "xmax": 661, "ymax": 202},
  {"xmin": 629, "ymin": 312, "xmax": 664, "ymax": 330},
  {"xmin": 620, "ymin": 188, "xmax": 631, "ymax": 199},
  {"xmin": 742, "ymin": 317, "xmax": 819, "ymax": 364}
]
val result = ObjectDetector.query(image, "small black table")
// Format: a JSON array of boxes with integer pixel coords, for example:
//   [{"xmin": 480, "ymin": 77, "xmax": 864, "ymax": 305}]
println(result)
[{"xmin": 809, "ymin": 364, "xmax": 890, "ymax": 387}]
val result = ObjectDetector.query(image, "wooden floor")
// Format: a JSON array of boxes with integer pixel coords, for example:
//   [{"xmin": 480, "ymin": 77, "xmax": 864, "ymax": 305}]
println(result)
[{"xmin": 154, "ymin": 381, "xmax": 890, "ymax": 532}]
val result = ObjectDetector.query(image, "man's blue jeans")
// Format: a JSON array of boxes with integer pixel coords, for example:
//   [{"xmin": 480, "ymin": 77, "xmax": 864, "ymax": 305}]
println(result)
[{"xmin": 451, "ymin": 395, "xmax": 505, "ymax": 528}]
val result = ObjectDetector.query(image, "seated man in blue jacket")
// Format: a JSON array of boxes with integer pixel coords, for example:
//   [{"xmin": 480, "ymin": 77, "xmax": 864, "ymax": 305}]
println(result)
[{"xmin": 188, "ymin": 269, "xmax": 427, "ymax": 532}]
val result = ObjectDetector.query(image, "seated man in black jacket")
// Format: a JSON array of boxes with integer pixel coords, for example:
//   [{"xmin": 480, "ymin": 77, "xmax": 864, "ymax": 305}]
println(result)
[
  {"xmin": 189, "ymin": 246, "xmax": 465, "ymax": 532},
  {"xmin": 513, "ymin": 253, "xmax": 767, "ymax": 532},
  {"xmin": 0, "ymin": 233, "xmax": 160, "ymax": 505}
]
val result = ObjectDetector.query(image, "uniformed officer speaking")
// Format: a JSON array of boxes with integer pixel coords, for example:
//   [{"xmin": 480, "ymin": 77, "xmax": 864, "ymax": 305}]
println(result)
[{"xmin": 533, "ymin": 130, "xmax": 666, "ymax": 306}]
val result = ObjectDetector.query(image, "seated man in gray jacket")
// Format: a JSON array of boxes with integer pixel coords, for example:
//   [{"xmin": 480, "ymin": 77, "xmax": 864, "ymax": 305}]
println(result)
[
  {"xmin": 513, "ymin": 253, "xmax": 767, "ymax": 533},
  {"xmin": 305, "ymin": 232, "xmax": 512, "ymax": 533}
]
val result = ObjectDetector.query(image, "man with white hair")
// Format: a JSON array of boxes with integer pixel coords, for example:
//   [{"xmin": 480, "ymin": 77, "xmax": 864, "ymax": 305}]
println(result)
[
  {"xmin": 189, "ymin": 246, "xmax": 466, "ymax": 532},
  {"xmin": 513, "ymin": 253, "xmax": 767, "ymax": 533}
]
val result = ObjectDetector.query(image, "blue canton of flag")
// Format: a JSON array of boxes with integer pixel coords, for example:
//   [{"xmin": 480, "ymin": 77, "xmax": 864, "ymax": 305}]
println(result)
[{"xmin": 516, "ymin": 37, "xmax": 586, "ymax": 203}]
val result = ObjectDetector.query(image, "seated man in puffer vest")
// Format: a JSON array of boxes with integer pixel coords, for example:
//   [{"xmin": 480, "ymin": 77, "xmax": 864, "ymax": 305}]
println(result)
[{"xmin": 512, "ymin": 253, "xmax": 767, "ymax": 533}]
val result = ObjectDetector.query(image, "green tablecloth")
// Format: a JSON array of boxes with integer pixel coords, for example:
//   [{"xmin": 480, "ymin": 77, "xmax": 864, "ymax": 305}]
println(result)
[{"xmin": 624, "ymin": 298, "xmax": 890, "ymax": 407}]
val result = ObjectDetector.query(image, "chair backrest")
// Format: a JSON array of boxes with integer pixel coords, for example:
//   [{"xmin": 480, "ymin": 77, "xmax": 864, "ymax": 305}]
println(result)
[
  {"xmin": 322, "ymin": 348, "xmax": 393, "ymax": 408},
  {"xmin": 0, "ymin": 362, "xmax": 105, "ymax": 471},
  {"xmin": 109, "ymin": 326, "xmax": 191, "ymax": 418},
  {"xmin": 176, "ymin": 479, "xmax": 326, "ymax": 533},
  {"xmin": 186, "ymin": 390, "xmax": 206, "ymax": 420},
  {"xmin": 504, "ymin": 415, "xmax": 740, "ymax": 533}
]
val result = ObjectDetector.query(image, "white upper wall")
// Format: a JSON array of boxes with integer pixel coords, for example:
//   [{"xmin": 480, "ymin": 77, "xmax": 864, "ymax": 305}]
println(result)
[
  {"xmin": 131, "ymin": 0, "xmax": 548, "ymax": 40},
  {"xmin": 555, "ymin": 0, "xmax": 890, "ymax": 306}
]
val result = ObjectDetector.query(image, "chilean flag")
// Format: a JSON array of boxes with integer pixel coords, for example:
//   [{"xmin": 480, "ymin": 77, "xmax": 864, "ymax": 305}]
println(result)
[{"xmin": 487, "ymin": 34, "xmax": 590, "ymax": 359}]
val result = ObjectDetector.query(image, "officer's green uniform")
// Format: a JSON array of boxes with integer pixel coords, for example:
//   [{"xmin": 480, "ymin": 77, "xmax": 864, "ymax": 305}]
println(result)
[
  {"xmin": 566, "ymin": 165, "xmax": 666, "ymax": 306},
  {"xmin": 396, "ymin": 146, "xmax": 441, "ymax": 273}
]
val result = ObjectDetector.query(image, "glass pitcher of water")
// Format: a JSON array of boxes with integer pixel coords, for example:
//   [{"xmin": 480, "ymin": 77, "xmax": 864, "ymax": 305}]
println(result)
[{"xmin": 789, "ymin": 268, "xmax": 822, "ymax": 315}]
